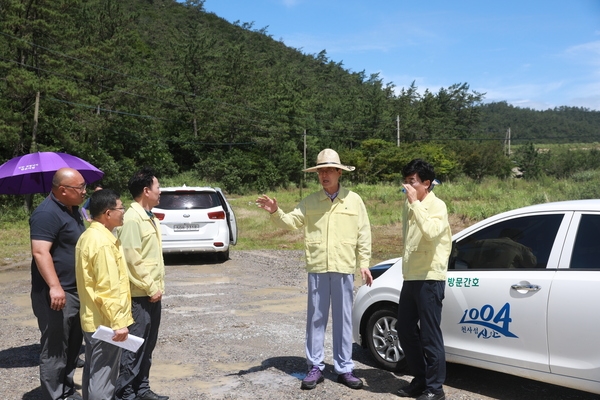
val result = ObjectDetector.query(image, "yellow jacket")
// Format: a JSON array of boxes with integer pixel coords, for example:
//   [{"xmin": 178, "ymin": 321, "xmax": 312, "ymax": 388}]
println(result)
[
  {"xmin": 401, "ymin": 191, "xmax": 452, "ymax": 281},
  {"xmin": 117, "ymin": 202, "xmax": 165, "ymax": 298},
  {"xmin": 270, "ymin": 186, "xmax": 371, "ymax": 273},
  {"xmin": 76, "ymin": 222, "xmax": 133, "ymax": 333}
]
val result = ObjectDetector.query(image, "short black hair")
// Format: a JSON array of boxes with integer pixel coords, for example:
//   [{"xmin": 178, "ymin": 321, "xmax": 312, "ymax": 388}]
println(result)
[
  {"xmin": 89, "ymin": 189, "xmax": 120, "ymax": 219},
  {"xmin": 402, "ymin": 159, "xmax": 435, "ymax": 189},
  {"xmin": 128, "ymin": 167, "xmax": 157, "ymax": 199}
]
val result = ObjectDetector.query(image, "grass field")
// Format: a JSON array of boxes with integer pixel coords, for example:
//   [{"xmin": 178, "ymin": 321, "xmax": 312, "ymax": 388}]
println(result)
[
  {"xmin": 223, "ymin": 173, "xmax": 598, "ymax": 264},
  {"xmin": 2, "ymin": 173, "xmax": 598, "ymax": 267}
]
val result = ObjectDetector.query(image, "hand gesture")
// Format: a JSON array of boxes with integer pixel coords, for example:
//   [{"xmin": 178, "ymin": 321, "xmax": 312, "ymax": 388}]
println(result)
[
  {"xmin": 256, "ymin": 195, "xmax": 278, "ymax": 214},
  {"xmin": 402, "ymin": 183, "xmax": 418, "ymax": 204}
]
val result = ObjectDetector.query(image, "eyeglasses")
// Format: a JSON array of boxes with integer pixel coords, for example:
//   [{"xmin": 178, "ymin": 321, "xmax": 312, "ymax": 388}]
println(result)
[
  {"xmin": 63, "ymin": 183, "xmax": 87, "ymax": 192},
  {"xmin": 109, "ymin": 207, "xmax": 126, "ymax": 213}
]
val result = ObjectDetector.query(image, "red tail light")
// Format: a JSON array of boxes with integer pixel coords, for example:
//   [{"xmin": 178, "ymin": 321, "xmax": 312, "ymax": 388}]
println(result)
[
  {"xmin": 154, "ymin": 212, "xmax": 165, "ymax": 221},
  {"xmin": 208, "ymin": 211, "xmax": 225, "ymax": 220}
]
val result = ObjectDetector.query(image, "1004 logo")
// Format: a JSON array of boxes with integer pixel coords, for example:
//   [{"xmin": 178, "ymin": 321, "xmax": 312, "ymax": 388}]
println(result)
[{"xmin": 459, "ymin": 302, "xmax": 518, "ymax": 339}]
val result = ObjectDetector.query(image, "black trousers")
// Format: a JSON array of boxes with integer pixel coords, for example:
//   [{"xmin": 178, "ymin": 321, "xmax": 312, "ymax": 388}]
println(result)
[
  {"xmin": 115, "ymin": 297, "xmax": 162, "ymax": 400},
  {"xmin": 397, "ymin": 280, "xmax": 446, "ymax": 394},
  {"xmin": 31, "ymin": 289, "xmax": 83, "ymax": 400}
]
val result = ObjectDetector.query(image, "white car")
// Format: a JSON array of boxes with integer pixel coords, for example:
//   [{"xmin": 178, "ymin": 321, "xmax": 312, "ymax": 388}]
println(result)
[
  {"xmin": 353, "ymin": 199, "xmax": 600, "ymax": 395},
  {"xmin": 152, "ymin": 186, "xmax": 237, "ymax": 261}
]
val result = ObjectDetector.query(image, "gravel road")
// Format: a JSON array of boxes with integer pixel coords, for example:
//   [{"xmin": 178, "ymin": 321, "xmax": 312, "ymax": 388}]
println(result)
[{"xmin": 0, "ymin": 250, "xmax": 596, "ymax": 399}]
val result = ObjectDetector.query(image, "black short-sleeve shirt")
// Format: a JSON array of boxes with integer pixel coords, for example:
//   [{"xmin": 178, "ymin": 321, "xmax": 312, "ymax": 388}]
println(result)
[{"xmin": 30, "ymin": 193, "xmax": 85, "ymax": 292}]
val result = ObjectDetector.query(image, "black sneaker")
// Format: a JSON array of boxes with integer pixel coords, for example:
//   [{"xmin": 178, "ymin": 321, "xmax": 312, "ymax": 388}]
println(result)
[
  {"xmin": 301, "ymin": 366, "xmax": 324, "ymax": 390},
  {"xmin": 135, "ymin": 390, "xmax": 169, "ymax": 400}
]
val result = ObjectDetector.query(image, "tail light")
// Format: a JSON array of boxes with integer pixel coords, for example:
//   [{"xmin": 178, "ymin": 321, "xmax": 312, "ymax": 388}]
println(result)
[
  {"xmin": 154, "ymin": 212, "xmax": 165, "ymax": 221},
  {"xmin": 208, "ymin": 211, "xmax": 225, "ymax": 220}
]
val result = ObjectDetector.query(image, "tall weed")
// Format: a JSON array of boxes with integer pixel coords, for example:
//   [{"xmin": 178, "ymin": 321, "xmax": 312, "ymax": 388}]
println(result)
[{"xmin": 2, "ymin": 175, "xmax": 598, "ymax": 266}]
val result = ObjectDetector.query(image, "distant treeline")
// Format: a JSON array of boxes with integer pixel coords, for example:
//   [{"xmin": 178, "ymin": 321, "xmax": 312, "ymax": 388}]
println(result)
[{"xmin": 1, "ymin": 0, "xmax": 599, "ymax": 194}]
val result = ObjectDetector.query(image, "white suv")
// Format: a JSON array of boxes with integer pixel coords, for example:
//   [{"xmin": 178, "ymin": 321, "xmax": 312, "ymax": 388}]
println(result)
[
  {"xmin": 153, "ymin": 186, "xmax": 237, "ymax": 261},
  {"xmin": 352, "ymin": 199, "xmax": 600, "ymax": 395}
]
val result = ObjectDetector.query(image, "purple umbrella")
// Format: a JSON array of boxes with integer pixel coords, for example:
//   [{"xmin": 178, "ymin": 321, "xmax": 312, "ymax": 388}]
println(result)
[{"xmin": 0, "ymin": 152, "xmax": 104, "ymax": 195}]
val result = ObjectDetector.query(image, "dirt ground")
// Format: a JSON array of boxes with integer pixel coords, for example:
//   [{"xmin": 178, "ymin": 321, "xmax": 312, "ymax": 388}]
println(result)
[{"xmin": 0, "ymin": 250, "xmax": 597, "ymax": 400}]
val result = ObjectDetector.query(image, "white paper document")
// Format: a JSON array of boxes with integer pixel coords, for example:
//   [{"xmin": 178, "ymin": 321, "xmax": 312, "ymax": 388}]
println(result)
[{"xmin": 92, "ymin": 325, "xmax": 144, "ymax": 353}]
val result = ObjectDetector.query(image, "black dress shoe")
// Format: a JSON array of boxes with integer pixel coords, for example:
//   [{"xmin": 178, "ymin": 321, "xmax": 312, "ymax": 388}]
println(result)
[
  {"xmin": 416, "ymin": 391, "xmax": 445, "ymax": 400},
  {"xmin": 135, "ymin": 390, "xmax": 169, "ymax": 400},
  {"xmin": 64, "ymin": 392, "xmax": 83, "ymax": 400},
  {"xmin": 397, "ymin": 383, "xmax": 425, "ymax": 397}
]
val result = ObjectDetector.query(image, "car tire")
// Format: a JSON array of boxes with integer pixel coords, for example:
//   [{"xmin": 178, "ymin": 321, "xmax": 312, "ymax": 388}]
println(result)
[
  {"xmin": 217, "ymin": 248, "xmax": 230, "ymax": 262},
  {"xmin": 365, "ymin": 305, "xmax": 407, "ymax": 372}
]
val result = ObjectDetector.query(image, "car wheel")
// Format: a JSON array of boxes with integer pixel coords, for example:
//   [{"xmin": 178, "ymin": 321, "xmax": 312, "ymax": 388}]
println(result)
[{"xmin": 365, "ymin": 305, "xmax": 407, "ymax": 371}]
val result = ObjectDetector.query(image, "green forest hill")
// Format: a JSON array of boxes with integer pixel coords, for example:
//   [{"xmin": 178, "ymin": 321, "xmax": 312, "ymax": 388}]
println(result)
[{"xmin": 2, "ymin": 0, "xmax": 600, "ymax": 197}]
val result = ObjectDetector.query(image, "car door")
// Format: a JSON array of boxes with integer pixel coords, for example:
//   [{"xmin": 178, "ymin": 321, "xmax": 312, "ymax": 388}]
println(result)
[
  {"xmin": 547, "ymin": 212, "xmax": 600, "ymax": 383},
  {"xmin": 442, "ymin": 212, "xmax": 570, "ymax": 372},
  {"xmin": 215, "ymin": 188, "xmax": 238, "ymax": 245}
]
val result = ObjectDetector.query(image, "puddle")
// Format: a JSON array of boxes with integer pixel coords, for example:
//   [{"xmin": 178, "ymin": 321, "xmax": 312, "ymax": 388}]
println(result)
[
  {"xmin": 245, "ymin": 287, "xmax": 303, "ymax": 297},
  {"xmin": 11, "ymin": 292, "xmax": 31, "ymax": 307},
  {"xmin": 150, "ymin": 362, "xmax": 197, "ymax": 381},
  {"xmin": 246, "ymin": 369, "xmax": 299, "ymax": 387},
  {"xmin": 211, "ymin": 361, "xmax": 255, "ymax": 372},
  {"xmin": 168, "ymin": 277, "xmax": 230, "ymax": 286},
  {"xmin": 162, "ymin": 292, "xmax": 223, "ymax": 299},
  {"xmin": 234, "ymin": 295, "xmax": 306, "ymax": 316},
  {"xmin": 16, "ymin": 318, "xmax": 37, "ymax": 328},
  {"xmin": 0, "ymin": 269, "xmax": 28, "ymax": 285},
  {"xmin": 3, "ymin": 292, "xmax": 38, "ymax": 327},
  {"xmin": 165, "ymin": 306, "xmax": 234, "ymax": 316},
  {"xmin": 189, "ymin": 376, "xmax": 240, "ymax": 394},
  {"xmin": 149, "ymin": 359, "xmax": 240, "ymax": 394}
]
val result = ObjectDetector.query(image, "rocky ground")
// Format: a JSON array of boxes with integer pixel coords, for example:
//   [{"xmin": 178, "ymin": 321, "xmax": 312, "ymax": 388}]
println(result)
[{"xmin": 0, "ymin": 250, "xmax": 596, "ymax": 399}]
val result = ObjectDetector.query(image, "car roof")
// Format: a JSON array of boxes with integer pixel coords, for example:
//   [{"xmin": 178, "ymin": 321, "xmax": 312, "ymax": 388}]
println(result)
[
  {"xmin": 160, "ymin": 186, "xmax": 217, "ymax": 193},
  {"xmin": 482, "ymin": 199, "xmax": 600, "ymax": 220},
  {"xmin": 510, "ymin": 199, "xmax": 600, "ymax": 213},
  {"xmin": 454, "ymin": 199, "xmax": 600, "ymax": 240}
]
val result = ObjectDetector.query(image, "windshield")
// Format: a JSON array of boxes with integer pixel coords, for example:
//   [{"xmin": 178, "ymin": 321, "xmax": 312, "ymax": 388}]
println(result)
[{"xmin": 158, "ymin": 191, "xmax": 221, "ymax": 210}]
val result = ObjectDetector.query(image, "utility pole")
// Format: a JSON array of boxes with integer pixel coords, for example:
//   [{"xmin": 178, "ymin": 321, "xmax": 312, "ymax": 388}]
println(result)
[
  {"xmin": 504, "ymin": 127, "xmax": 511, "ymax": 156},
  {"xmin": 301, "ymin": 129, "xmax": 306, "ymax": 199},
  {"xmin": 26, "ymin": 91, "xmax": 41, "ymax": 213},
  {"xmin": 30, "ymin": 91, "xmax": 40, "ymax": 153},
  {"xmin": 303, "ymin": 129, "xmax": 307, "ymax": 171},
  {"xmin": 397, "ymin": 115, "xmax": 400, "ymax": 146}
]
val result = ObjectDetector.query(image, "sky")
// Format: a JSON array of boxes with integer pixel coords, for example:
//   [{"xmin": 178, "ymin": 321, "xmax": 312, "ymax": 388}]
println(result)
[{"xmin": 201, "ymin": 0, "xmax": 600, "ymax": 111}]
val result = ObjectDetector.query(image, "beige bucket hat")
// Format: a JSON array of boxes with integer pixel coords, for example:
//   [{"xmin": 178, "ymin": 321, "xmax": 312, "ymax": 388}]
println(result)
[{"xmin": 302, "ymin": 148, "xmax": 356, "ymax": 172}]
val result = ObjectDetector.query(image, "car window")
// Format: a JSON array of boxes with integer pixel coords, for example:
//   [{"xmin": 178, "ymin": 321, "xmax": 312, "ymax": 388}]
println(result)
[
  {"xmin": 449, "ymin": 214, "xmax": 563, "ymax": 270},
  {"xmin": 569, "ymin": 214, "xmax": 600, "ymax": 269},
  {"xmin": 158, "ymin": 192, "xmax": 220, "ymax": 210}
]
